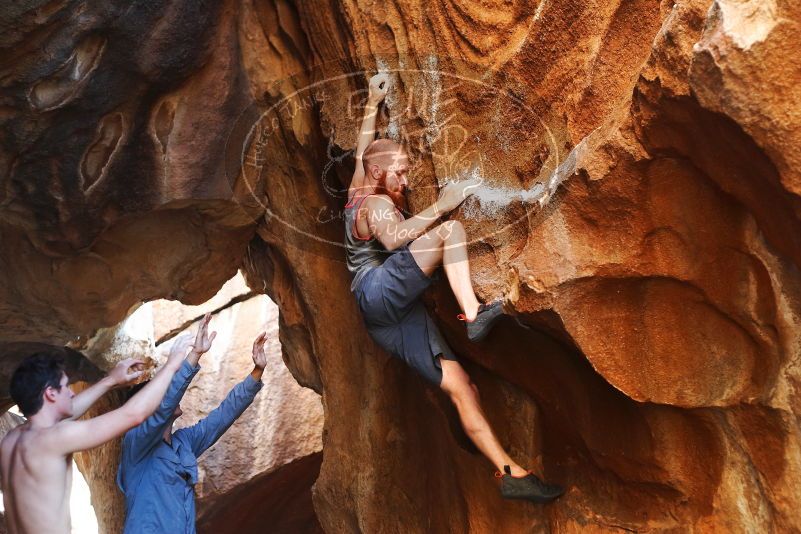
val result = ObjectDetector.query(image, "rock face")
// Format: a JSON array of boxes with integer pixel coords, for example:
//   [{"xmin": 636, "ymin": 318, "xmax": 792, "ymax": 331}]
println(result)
[
  {"xmin": 2, "ymin": 0, "xmax": 801, "ymax": 532},
  {"xmin": 0, "ymin": 0, "xmax": 261, "ymax": 343},
  {"xmin": 196, "ymin": 452, "xmax": 324, "ymax": 534}
]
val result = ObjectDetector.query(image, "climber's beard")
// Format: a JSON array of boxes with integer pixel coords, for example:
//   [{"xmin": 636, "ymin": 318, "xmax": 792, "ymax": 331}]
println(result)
[{"xmin": 377, "ymin": 173, "xmax": 408, "ymax": 213}]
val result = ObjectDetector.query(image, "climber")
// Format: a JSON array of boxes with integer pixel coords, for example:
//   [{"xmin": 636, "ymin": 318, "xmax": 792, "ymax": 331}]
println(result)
[
  {"xmin": 116, "ymin": 314, "xmax": 269, "ymax": 534},
  {"xmin": 0, "ymin": 340, "xmax": 182, "ymax": 533},
  {"xmin": 344, "ymin": 73, "xmax": 563, "ymax": 503}
]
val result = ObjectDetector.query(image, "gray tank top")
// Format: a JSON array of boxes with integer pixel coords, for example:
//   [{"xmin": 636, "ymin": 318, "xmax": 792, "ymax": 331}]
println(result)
[{"xmin": 344, "ymin": 195, "xmax": 393, "ymax": 291}]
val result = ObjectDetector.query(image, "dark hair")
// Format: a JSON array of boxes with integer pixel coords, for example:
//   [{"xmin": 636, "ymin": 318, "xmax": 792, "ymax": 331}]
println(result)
[{"xmin": 10, "ymin": 354, "xmax": 66, "ymax": 416}]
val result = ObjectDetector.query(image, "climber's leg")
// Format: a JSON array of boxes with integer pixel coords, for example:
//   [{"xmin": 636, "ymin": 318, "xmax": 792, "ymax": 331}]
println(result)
[
  {"xmin": 440, "ymin": 359, "xmax": 565, "ymax": 503},
  {"xmin": 439, "ymin": 359, "xmax": 528, "ymax": 476},
  {"xmin": 408, "ymin": 220, "xmax": 480, "ymax": 321},
  {"xmin": 408, "ymin": 221, "xmax": 505, "ymax": 341}
]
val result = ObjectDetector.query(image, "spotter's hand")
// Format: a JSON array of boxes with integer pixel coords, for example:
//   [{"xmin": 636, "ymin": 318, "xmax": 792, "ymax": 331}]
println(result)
[
  {"xmin": 437, "ymin": 178, "xmax": 482, "ymax": 214},
  {"xmin": 368, "ymin": 73, "xmax": 390, "ymax": 105},
  {"xmin": 109, "ymin": 358, "xmax": 146, "ymax": 387},
  {"xmin": 251, "ymin": 332, "xmax": 269, "ymax": 370},
  {"xmin": 191, "ymin": 313, "xmax": 217, "ymax": 356},
  {"xmin": 166, "ymin": 333, "xmax": 193, "ymax": 367}
]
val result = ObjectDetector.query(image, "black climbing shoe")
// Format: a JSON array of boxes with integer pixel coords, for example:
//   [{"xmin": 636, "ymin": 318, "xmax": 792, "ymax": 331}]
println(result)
[
  {"xmin": 497, "ymin": 465, "xmax": 564, "ymax": 504},
  {"xmin": 462, "ymin": 301, "xmax": 505, "ymax": 342}
]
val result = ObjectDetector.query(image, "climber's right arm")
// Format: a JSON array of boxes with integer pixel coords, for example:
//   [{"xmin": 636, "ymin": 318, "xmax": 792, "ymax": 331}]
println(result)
[{"xmin": 351, "ymin": 73, "xmax": 390, "ymax": 190}]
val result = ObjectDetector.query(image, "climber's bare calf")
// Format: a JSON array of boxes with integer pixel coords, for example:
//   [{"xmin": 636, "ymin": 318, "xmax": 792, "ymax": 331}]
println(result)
[
  {"xmin": 0, "ymin": 346, "xmax": 187, "ymax": 533},
  {"xmin": 440, "ymin": 359, "xmax": 540, "ymax": 475}
]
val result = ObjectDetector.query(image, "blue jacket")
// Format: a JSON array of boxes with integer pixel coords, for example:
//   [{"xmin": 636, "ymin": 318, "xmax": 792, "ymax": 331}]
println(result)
[{"xmin": 117, "ymin": 361, "xmax": 263, "ymax": 534}]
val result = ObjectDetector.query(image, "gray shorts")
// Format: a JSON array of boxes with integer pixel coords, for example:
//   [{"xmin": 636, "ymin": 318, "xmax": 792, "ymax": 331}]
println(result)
[{"xmin": 353, "ymin": 246, "xmax": 458, "ymax": 385}]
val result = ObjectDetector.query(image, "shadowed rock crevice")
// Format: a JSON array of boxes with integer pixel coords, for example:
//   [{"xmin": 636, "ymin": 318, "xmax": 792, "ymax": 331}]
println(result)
[
  {"xmin": 28, "ymin": 34, "xmax": 108, "ymax": 112},
  {"xmin": 634, "ymin": 88, "xmax": 801, "ymax": 269},
  {"xmin": 80, "ymin": 111, "xmax": 126, "ymax": 193}
]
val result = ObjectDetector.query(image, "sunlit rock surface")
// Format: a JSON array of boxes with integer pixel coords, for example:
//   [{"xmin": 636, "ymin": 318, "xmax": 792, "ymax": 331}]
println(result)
[{"xmin": 2, "ymin": 0, "xmax": 800, "ymax": 532}]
